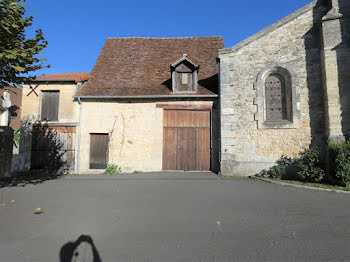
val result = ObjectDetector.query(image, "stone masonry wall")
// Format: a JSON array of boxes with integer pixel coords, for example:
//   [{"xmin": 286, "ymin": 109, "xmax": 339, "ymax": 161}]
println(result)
[
  {"xmin": 79, "ymin": 100, "xmax": 216, "ymax": 173},
  {"xmin": 336, "ymin": 0, "xmax": 350, "ymax": 138},
  {"xmin": 11, "ymin": 131, "xmax": 32, "ymax": 173},
  {"xmin": 21, "ymin": 83, "xmax": 80, "ymax": 123},
  {"xmin": 219, "ymin": 3, "xmax": 329, "ymax": 175},
  {"xmin": 21, "ymin": 83, "xmax": 80, "ymax": 172}
]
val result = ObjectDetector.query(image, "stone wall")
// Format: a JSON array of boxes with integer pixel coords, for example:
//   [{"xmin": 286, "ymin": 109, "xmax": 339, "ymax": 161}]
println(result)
[
  {"xmin": 79, "ymin": 99, "xmax": 216, "ymax": 173},
  {"xmin": 11, "ymin": 131, "xmax": 32, "ymax": 173},
  {"xmin": 0, "ymin": 126, "xmax": 14, "ymax": 178},
  {"xmin": 219, "ymin": 2, "xmax": 330, "ymax": 175},
  {"xmin": 211, "ymin": 99, "xmax": 221, "ymax": 173},
  {"xmin": 321, "ymin": 1, "xmax": 350, "ymax": 141},
  {"xmin": 337, "ymin": 1, "xmax": 350, "ymax": 138},
  {"xmin": 21, "ymin": 82, "xmax": 80, "ymax": 172},
  {"xmin": 21, "ymin": 83, "xmax": 80, "ymax": 123}
]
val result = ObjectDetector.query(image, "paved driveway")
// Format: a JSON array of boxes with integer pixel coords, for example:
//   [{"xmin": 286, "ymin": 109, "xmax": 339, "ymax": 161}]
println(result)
[{"xmin": 0, "ymin": 172, "xmax": 349, "ymax": 261}]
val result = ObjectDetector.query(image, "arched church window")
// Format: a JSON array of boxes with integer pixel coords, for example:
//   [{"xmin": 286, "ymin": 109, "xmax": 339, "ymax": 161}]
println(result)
[
  {"xmin": 254, "ymin": 65, "xmax": 299, "ymax": 129},
  {"xmin": 265, "ymin": 73, "xmax": 292, "ymax": 121}
]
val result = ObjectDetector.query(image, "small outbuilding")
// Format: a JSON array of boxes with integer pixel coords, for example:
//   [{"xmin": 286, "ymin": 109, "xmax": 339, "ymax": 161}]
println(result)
[{"xmin": 75, "ymin": 37, "xmax": 224, "ymax": 173}]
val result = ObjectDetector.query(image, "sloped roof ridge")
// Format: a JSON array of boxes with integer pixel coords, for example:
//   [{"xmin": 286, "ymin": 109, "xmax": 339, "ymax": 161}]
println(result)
[
  {"xmin": 37, "ymin": 72, "xmax": 90, "ymax": 75},
  {"xmin": 36, "ymin": 72, "xmax": 91, "ymax": 83},
  {"xmin": 107, "ymin": 36, "xmax": 223, "ymax": 39},
  {"xmin": 37, "ymin": 72, "xmax": 90, "ymax": 77},
  {"xmin": 219, "ymin": 1, "xmax": 316, "ymax": 55}
]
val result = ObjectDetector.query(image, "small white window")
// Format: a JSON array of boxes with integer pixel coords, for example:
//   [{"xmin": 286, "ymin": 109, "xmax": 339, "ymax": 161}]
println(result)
[{"xmin": 182, "ymin": 73, "xmax": 188, "ymax": 85}]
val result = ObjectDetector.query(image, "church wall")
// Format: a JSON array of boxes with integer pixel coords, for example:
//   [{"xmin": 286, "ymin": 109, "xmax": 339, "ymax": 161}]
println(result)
[
  {"xmin": 336, "ymin": 0, "xmax": 350, "ymax": 138},
  {"xmin": 219, "ymin": 4, "xmax": 329, "ymax": 175}
]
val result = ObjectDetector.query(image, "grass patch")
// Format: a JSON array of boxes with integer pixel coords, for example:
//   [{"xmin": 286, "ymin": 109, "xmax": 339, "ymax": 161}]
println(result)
[
  {"xmin": 222, "ymin": 174, "xmax": 246, "ymax": 178},
  {"xmin": 266, "ymin": 178, "xmax": 350, "ymax": 192}
]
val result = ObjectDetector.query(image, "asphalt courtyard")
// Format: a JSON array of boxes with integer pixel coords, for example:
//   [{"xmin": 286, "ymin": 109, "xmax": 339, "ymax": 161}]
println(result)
[{"xmin": 0, "ymin": 172, "xmax": 349, "ymax": 262}]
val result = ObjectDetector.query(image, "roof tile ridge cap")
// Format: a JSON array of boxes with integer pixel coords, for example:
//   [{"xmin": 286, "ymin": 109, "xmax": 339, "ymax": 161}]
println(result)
[
  {"xmin": 106, "ymin": 36, "xmax": 223, "ymax": 39},
  {"xmin": 37, "ymin": 72, "xmax": 91, "ymax": 76}
]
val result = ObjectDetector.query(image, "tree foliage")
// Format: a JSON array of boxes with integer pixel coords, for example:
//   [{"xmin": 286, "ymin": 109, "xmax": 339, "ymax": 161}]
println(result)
[{"xmin": 0, "ymin": 0, "xmax": 48, "ymax": 88}]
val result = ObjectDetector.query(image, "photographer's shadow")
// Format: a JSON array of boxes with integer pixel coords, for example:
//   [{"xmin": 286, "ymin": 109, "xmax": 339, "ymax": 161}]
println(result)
[{"xmin": 59, "ymin": 235, "xmax": 102, "ymax": 262}]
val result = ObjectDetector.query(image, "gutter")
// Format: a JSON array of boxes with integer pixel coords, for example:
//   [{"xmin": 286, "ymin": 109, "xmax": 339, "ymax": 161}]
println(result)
[
  {"xmin": 75, "ymin": 97, "xmax": 82, "ymax": 174},
  {"xmin": 73, "ymin": 95, "xmax": 218, "ymax": 99}
]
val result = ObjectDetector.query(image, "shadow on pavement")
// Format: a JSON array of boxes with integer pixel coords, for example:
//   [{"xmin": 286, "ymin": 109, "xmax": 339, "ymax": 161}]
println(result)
[
  {"xmin": 0, "ymin": 170, "xmax": 64, "ymax": 188},
  {"xmin": 60, "ymin": 235, "xmax": 102, "ymax": 262}
]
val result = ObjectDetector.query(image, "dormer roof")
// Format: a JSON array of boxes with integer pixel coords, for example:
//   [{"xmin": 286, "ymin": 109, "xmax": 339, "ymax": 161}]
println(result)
[{"xmin": 171, "ymin": 54, "xmax": 200, "ymax": 69}]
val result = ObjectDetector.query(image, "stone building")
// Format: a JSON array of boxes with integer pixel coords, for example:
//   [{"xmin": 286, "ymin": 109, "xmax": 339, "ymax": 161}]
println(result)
[
  {"xmin": 219, "ymin": 0, "xmax": 350, "ymax": 175},
  {"xmin": 21, "ymin": 73, "xmax": 91, "ymax": 173},
  {"xmin": 21, "ymin": 37, "xmax": 223, "ymax": 174},
  {"xmin": 75, "ymin": 37, "xmax": 223, "ymax": 174},
  {"xmin": 18, "ymin": 0, "xmax": 349, "ymax": 176}
]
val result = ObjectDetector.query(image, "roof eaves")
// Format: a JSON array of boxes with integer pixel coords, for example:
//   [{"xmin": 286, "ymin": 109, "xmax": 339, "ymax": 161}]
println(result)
[
  {"xmin": 32, "ymin": 79, "xmax": 76, "ymax": 82},
  {"xmin": 107, "ymin": 36, "xmax": 223, "ymax": 40},
  {"xmin": 73, "ymin": 95, "xmax": 218, "ymax": 99},
  {"xmin": 219, "ymin": 1, "xmax": 316, "ymax": 56}
]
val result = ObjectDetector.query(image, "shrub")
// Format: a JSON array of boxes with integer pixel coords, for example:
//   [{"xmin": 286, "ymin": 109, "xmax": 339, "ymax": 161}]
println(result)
[
  {"xmin": 256, "ymin": 169, "xmax": 270, "ymax": 178},
  {"xmin": 104, "ymin": 164, "xmax": 122, "ymax": 175},
  {"xmin": 268, "ymin": 165, "xmax": 286, "ymax": 179},
  {"xmin": 276, "ymin": 155, "xmax": 294, "ymax": 168},
  {"xmin": 256, "ymin": 143, "xmax": 350, "ymax": 187},
  {"xmin": 256, "ymin": 156, "xmax": 292, "ymax": 179},
  {"xmin": 328, "ymin": 141, "xmax": 350, "ymax": 186},
  {"xmin": 296, "ymin": 148, "xmax": 325, "ymax": 183},
  {"xmin": 13, "ymin": 128, "xmax": 20, "ymax": 148}
]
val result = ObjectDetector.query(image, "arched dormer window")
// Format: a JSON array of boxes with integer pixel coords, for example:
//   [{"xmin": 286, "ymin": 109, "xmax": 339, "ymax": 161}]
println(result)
[
  {"xmin": 254, "ymin": 65, "xmax": 300, "ymax": 129},
  {"xmin": 265, "ymin": 73, "xmax": 292, "ymax": 121}
]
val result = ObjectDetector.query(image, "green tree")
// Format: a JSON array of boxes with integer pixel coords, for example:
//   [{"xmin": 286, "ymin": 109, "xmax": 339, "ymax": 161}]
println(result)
[{"xmin": 0, "ymin": 0, "xmax": 48, "ymax": 88}]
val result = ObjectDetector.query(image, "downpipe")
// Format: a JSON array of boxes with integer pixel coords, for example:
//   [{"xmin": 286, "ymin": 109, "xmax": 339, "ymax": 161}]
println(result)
[{"xmin": 76, "ymin": 97, "xmax": 82, "ymax": 174}]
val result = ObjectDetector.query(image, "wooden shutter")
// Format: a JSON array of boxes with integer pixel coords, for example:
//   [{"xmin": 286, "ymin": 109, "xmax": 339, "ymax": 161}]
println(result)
[
  {"xmin": 90, "ymin": 134, "xmax": 109, "ymax": 169},
  {"xmin": 175, "ymin": 72, "xmax": 193, "ymax": 92},
  {"xmin": 174, "ymin": 62, "xmax": 195, "ymax": 92},
  {"xmin": 41, "ymin": 91, "xmax": 59, "ymax": 121}
]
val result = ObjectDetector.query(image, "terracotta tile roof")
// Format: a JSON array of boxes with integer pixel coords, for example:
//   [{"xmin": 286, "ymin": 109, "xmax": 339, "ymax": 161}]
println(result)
[
  {"xmin": 76, "ymin": 37, "xmax": 224, "ymax": 97},
  {"xmin": 36, "ymin": 73, "xmax": 91, "ymax": 83}
]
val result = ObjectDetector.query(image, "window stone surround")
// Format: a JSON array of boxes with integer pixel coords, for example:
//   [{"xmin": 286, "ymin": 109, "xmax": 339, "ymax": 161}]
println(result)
[{"xmin": 254, "ymin": 64, "xmax": 301, "ymax": 129}]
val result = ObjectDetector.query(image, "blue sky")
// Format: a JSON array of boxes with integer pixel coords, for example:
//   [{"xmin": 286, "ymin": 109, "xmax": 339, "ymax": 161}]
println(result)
[{"xmin": 25, "ymin": 0, "xmax": 312, "ymax": 76}]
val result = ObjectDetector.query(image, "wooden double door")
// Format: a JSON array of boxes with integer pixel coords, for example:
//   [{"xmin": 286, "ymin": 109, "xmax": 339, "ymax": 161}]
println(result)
[{"xmin": 163, "ymin": 110, "xmax": 211, "ymax": 171}]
